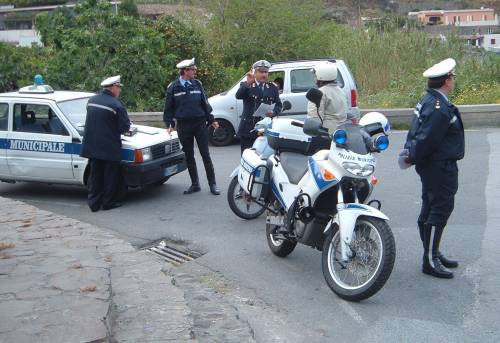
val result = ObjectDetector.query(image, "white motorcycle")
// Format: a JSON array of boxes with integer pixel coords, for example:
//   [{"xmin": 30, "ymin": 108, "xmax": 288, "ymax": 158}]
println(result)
[{"xmin": 236, "ymin": 91, "xmax": 395, "ymax": 301}]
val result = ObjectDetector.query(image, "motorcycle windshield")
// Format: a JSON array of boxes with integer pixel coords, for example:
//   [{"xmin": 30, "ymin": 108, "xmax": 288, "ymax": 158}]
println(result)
[{"xmin": 335, "ymin": 124, "xmax": 370, "ymax": 155}]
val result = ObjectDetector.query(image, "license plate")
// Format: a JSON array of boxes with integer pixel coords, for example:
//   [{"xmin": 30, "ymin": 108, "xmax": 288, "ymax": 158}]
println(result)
[{"xmin": 164, "ymin": 165, "xmax": 177, "ymax": 176}]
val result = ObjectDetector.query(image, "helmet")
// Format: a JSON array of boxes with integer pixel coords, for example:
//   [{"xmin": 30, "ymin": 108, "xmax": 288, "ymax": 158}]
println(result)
[
  {"xmin": 359, "ymin": 112, "xmax": 391, "ymax": 134},
  {"xmin": 313, "ymin": 61, "xmax": 338, "ymax": 82}
]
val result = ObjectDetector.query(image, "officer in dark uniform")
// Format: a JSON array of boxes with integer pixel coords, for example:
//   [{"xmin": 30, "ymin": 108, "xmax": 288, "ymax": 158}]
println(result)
[
  {"xmin": 236, "ymin": 60, "xmax": 282, "ymax": 154},
  {"xmin": 164, "ymin": 58, "xmax": 220, "ymax": 195},
  {"xmin": 404, "ymin": 58, "xmax": 465, "ymax": 279},
  {"xmin": 81, "ymin": 75, "xmax": 131, "ymax": 212}
]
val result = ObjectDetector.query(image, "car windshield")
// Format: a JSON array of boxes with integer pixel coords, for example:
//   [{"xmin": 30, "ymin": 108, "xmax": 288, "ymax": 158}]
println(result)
[{"xmin": 56, "ymin": 97, "xmax": 90, "ymax": 134}]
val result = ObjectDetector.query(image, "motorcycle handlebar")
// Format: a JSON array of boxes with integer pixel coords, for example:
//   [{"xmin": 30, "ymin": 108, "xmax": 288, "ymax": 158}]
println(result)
[{"xmin": 291, "ymin": 121, "xmax": 304, "ymax": 128}]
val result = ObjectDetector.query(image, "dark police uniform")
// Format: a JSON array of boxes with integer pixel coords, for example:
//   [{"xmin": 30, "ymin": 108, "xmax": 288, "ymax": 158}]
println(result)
[
  {"xmin": 163, "ymin": 78, "xmax": 217, "ymax": 189},
  {"xmin": 235, "ymin": 81, "xmax": 282, "ymax": 153},
  {"xmin": 405, "ymin": 87, "xmax": 464, "ymax": 278},
  {"xmin": 81, "ymin": 89, "xmax": 131, "ymax": 211}
]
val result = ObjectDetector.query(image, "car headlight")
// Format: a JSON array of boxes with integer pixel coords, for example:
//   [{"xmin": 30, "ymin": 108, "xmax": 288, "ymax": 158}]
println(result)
[
  {"xmin": 141, "ymin": 147, "xmax": 152, "ymax": 161},
  {"xmin": 134, "ymin": 147, "xmax": 152, "ymax": 163},
  {"xmin": 342, "ymin": 162, "xmax": 374, "ymax": 177}
]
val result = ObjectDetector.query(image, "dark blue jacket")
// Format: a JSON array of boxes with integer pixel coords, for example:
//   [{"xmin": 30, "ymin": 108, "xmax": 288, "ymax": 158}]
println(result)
[
  {"xmin": 235, "ymin": 81, "xmax": 282, "ymax": 137},
  {"xmin": 80, "ymin": 90, "xmax": 131, "ymax": 162},
  {"xmin": 163, "ymin": 78, "xmax": 214, "ymax": 128},
  {"xmin": 405, "ymin": 88, "xmax": 464, "ymax": 165}
]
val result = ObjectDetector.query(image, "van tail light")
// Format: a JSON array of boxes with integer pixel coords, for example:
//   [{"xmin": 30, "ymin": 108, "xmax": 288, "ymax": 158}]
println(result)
[
  {"xmin": 351, "ymin": 89, "xmax": 358, "ymax": 107},
  {"xmin": 134, "ymin": 149, "xmax": 144, "ymax": 163}
]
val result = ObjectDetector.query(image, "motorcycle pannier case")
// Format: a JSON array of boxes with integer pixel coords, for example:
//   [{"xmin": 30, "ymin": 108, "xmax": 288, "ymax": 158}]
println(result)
[
  {"xmin": 266, "ymin": 118, "xmax": 311, "ymax": 153},
  {"xmin": 238, "ymin": 149, "xmax": 269, "ymax": 199}
]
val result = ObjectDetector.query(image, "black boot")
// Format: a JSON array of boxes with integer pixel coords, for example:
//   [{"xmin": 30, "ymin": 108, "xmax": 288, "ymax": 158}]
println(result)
[
  {"xmin": 422, "ymin": 224, "xmax": 453, "ymax": 279},
  {"xmin": 209, "ymin": 184, "xmax": 220, "ymax": 195},
  {"xmin": 418, "ymin": 221, "xmax": 458, "ymax": 269},
  {"xmin": 184, "ymin": 164, "xmax": 201, "ymax": 195}
]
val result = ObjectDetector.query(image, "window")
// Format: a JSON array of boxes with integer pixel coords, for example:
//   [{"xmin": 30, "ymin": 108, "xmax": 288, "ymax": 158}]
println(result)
[
  {"xmin": 290, "ymin": 68, "xmax": 345, "ymax": 93},
  {"xmin": 13, "ymin": 103, "xmax": 68, "ymax": 136},
  {"xmin": 268, "ymin": 70, "xmax": 285, "ymax": 94},
  {"xmin": 0, "ymin": 103, "xmax": 8, "ymax": 131},
  {"xmin": 491, "ymin": 39, "xmax": 496, "ymax": 45}
]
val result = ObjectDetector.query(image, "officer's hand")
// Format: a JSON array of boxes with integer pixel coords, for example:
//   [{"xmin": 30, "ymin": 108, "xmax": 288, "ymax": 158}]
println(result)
[
  {"xmin": 167, "ymin": 127, "xmax": 174, "ymax": 135},
  {"xmin": 211, "ymin": 121, "xmax": 220, "ymax": 129},
  {"xmin": 265, "ymin": 111, "xmax": 273, "ymax": 118},
  {"xmin": 246, "ymin": 70, "xmax": 255, "ymax": 84}
]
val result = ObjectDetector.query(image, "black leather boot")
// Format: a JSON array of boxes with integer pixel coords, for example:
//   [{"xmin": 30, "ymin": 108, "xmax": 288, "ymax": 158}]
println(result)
[
  {"xmin": 184, "ymin": 164, "xmax": 201, "ymax": 195},
  {"xmin": 209, "ymin": 184, "xmax": 220, "ymax": 195},
  {"xmin": 422, "ymin": 224, "xmax": 453, "ymax": 279},
  {"xmin": 418, "ymin": 221, "xmax": 458, "ymax": 269}
]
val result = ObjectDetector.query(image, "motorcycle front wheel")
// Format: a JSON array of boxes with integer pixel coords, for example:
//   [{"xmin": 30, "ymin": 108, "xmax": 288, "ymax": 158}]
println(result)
[
  {"xmin": 322, "ymin": 216, "xmax": 395, "ymax": 301},
  {"xmin": 227, "ymin": 176, "xmax": 266, "ymax": 220}
]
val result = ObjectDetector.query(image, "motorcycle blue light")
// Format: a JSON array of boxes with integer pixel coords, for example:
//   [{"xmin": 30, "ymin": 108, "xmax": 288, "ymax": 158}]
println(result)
[
  {"xmin": 375, "ymin": 135, "xmax": 389, "ymax": 151},
  {"xmin": 333, "ymin": 129, "xmax": 347, "ymax": 145}
]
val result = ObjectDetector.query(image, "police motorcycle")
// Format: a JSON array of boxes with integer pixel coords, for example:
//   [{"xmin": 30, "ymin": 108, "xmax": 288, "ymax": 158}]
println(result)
[
  {"xmin": 227, "ymin": 101, "xmax": 292, "ymax": 219},
  {"xmin": 238, "ymin": 90, "xmax": 395, "ymax": 301}
]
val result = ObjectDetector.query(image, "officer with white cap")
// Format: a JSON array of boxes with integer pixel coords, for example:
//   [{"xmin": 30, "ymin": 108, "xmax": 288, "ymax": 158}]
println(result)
[
  {"xmin": 81, "ymin": 75, "xmax": 131, "ymax": 212},
  {"xmin": 163, "ymin": 58, "xmax": 221, "ymax": 195},
  {"xmin": 236, "ymin": 60, "xmax": 282, "ymax": 153},
  {"xmin": 403, "ymin": 58, "xmax": 464, "ymax": 279}
]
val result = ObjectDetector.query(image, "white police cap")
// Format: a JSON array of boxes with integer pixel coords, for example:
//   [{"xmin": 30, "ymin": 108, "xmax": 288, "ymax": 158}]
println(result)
[
  {"xmin": 423, "ymin": 58, "xmax": 456, "ymax": 78},
  {"xmin": 176, "ymin": 58, "xmax": 196, "ymax": 69},
  {"xmin": 252, "ymin": 60, "xmax": 272, "ymax": 70},
  {"xmin": 100, "ymin": 75, "xmax": 122, "ymax": 87}
]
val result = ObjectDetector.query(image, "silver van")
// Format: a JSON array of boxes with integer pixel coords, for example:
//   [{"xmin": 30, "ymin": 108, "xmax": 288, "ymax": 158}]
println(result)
[{"xmin": 208, "ymin": 59, "xmax": 360, "ymax": 146}]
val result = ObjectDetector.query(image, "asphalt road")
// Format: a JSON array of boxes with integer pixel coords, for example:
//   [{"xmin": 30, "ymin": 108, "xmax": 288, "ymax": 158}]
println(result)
[{"xmin": 1, "ymin": 129, "xmax": 499, "ymax": 342}]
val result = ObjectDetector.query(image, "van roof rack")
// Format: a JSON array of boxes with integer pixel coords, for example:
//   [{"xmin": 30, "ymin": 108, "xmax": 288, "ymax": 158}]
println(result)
[{"xmin": 271, "ymin": 58, "xmax": 337, "ymax": 64}]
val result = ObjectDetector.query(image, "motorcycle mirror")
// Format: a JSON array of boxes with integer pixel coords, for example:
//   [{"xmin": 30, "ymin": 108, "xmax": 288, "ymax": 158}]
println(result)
[
  {"xmin": 282, "ymin": 100, "xmax": 292, "ymax": 111},
  {"xmin": 306, "ymin": 88, "xmax": 323, "ymax": 108},
  {"xmin": 303, "ymin": 118, "xmax": 323, "ymax": 137}
]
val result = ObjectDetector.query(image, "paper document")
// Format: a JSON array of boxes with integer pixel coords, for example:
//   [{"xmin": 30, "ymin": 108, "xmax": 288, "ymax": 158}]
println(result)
[{"xmin": 253, "ymin": 103, "xmax": 275, "ymax": 117}]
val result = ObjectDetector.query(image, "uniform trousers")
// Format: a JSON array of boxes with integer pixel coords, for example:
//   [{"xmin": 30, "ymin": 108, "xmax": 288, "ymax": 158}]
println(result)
[
  {"xmin": 416, "ymin": 160, "xmax": 458, "ymax": 226},
  {"xmin": 88, "ymin": 158, "xmax": 121, "ymax": 211},
  {"xmin": 176, "ymin": 118, "xmax": 216, "ymax": 185}
]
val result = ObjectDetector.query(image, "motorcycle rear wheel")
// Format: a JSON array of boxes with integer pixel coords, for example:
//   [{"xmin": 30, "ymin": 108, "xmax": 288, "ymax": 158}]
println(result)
[
  {"xmin": 227, "ymin": 176, "xmax": 266, "ymax": 220},
  {"xmin": 322, "ymin": 216, "xmax": 395, "ymax": 301},
  {"xmin": 266, "ymin": 222, "xmax": 297, "ymax": 257}
]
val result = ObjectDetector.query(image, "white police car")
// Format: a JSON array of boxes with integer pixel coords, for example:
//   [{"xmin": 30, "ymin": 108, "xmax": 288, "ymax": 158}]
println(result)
[{"xmin": 0, "ymin": 78, "xmax": 186, "ymax": 190}]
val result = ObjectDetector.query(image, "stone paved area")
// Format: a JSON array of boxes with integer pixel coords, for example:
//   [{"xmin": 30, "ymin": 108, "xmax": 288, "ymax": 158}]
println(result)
[{"xmin": 0, "ymin": 196, "xmax": 193, "ymax": 342}]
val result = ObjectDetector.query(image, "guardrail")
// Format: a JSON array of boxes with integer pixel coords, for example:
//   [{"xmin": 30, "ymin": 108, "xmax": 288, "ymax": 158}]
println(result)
[{"xmin": 130, "ymin": 104, "xmax": 500, "ymax": 128}]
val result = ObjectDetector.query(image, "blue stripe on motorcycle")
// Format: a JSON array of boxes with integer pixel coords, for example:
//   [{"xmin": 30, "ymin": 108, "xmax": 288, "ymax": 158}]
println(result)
[
  {"xmin": 271, "ymin": 181, "xmax": 286, "ymax": 208},
  {"xmin": 308, "ymin": 157, "xmax": 338, "ymax": 190}
]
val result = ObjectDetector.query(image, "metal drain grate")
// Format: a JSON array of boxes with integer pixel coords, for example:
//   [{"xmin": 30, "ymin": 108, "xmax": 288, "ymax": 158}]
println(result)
[{"xmin": 145, "ymin": 240, "xmax": 203, "ymax": 266}]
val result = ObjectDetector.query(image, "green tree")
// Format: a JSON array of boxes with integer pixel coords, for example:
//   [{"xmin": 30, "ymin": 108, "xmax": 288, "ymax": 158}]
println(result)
[{"xmin": 120, "ymin": 0, "xmax": 139, "ymax": 18}]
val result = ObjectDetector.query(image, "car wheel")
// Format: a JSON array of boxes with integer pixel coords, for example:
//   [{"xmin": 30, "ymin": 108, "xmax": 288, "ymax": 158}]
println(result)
[{"xmin": 208, "ymin": 119, "xmax": 235, "ymax": 146}]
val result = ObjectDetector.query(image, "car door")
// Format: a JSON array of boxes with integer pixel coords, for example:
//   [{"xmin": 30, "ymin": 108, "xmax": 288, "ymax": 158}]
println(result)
[
  {"xmin": 0, "ymin": 102, "xmax": 10, "ymax": 177},
  {"xmin": 7, "ymin": 101, "xmax": 75, "ymax": 181}
]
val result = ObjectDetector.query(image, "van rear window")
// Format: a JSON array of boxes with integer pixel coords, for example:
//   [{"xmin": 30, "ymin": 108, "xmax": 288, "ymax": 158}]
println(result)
[{"xmin": 290, "ymin": 69, "xmax": 344, "ymax": 93}]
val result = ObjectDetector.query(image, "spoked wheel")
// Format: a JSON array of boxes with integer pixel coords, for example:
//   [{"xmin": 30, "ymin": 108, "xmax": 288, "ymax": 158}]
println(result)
[
  {"xmin": 322, "ymin": 216, "xmax": 395, "ymax": 301},
  {"xmin": 265, "ymin": 203, "xmax": 297, "ymax": 257},
  {"xmin": 227, "ymin": 176, "xmax": 266, "ymax": 220}
]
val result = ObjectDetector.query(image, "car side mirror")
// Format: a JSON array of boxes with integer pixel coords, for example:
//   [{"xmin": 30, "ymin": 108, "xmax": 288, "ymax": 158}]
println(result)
[
  {"xmin": 282, "ymin": 100, "xmax": 292, "ymax": 111},
  {"xmin": 303, "ymin": 118, "xmax": 323, "ymax": 137},
  {"xmin": 306, "ymin": 88, "xmax": 323, "ymax": 108}
]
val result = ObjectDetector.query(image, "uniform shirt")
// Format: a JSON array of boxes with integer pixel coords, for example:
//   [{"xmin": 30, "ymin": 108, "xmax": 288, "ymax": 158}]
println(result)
[
  {"xmin": 235, "ymin": 81, "xmax": 282, "ymax": 137},
  {"xmin": 163, "ymin": 78, "xmax": 213, "ymax": 128},
  {"xmin": 80, "ymin": 89, "xmax": 131, "ymax": 162},
  {"xmin": 307, "ymin": 83, "xmax": 348, "ymax": 133},
  {"xmin": 405, "ymin": 88, "xmax": 465, "ymax": 165}
]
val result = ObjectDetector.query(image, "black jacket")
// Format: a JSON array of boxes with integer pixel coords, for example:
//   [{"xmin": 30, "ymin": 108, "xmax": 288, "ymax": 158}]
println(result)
[
  {"xmin": 235, "ymin": 81, "xmax": 282, "ymax": 137},
  {"xmin": 80, "ymin": 90, "xmax": 131, "ymax": 161},
  {"xmin": 163, "ymin": 78, "xmax": 213, "ymax": 128},
  {"xmin": 405, "ymin": 88, "xmax": 465, "ymax": 165}
]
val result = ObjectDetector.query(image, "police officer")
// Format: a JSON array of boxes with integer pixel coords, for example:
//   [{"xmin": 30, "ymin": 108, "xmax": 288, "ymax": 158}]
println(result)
[
  {"xmin": 307, "ymin": 61, "xmax": 349, "ymax": 152},
  {"xmin": 81, "ymin": 75, "xmax": 131, "ymax": 212},
  {"xmin": 164, "ymin": 58, "xmax": 220, "ymax": 195},
  {"xmin": 236, "ymin": 60, "xmax": 282, "ymax": 154},
  {"xmin": 404, "ymin": 58, "xmax": 465, "ymax": 279}
]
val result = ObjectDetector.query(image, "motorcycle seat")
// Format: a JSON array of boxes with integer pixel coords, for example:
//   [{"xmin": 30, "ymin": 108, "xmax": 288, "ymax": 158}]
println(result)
[{"xmin": 280, "ymin": 152, "xmax": 309, "ymax": 184}]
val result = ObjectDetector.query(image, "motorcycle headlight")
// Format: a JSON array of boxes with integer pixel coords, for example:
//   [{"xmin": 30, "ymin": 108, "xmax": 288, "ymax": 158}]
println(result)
[{"xmin": 342, "ymin": 162, "xmax": 375, "ymax": 177}]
